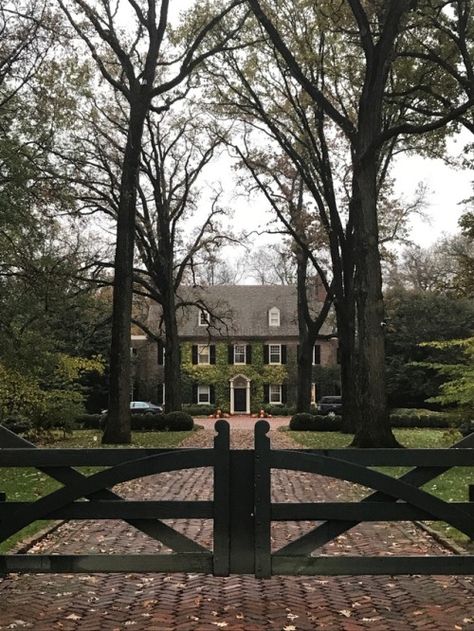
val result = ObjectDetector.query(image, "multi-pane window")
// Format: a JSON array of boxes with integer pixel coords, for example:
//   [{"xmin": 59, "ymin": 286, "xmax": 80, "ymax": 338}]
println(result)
[
  {"xmin": 197, "ymin": 344, "xmax": 210, "ymax": 364},
  {"xmin": 234, "ymin": 344, "xmax": 246, "ymax": 364},
  {"xmin": 269, "ymin": 384, "xmax": 282, "ymax": 404},
  {"xmin": 198, "ymin": 385, "xmax": 210, "ymax": 404},
  {"xmin": 269, "ymin": 344, "xmax": 281, "ymax": 364},
  {"xmin": 269, "ymin": 307, "xmax": 280, "ymax": 327}
]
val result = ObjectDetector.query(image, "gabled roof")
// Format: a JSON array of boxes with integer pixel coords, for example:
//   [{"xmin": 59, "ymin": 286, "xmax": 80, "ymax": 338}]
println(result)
[{"xmin": 146, "ymin": 284, "xmax": 333, "ymax": 339}]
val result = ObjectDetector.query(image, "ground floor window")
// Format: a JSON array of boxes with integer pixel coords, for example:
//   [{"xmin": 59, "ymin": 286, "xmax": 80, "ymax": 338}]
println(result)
[
  {"xmin": 198, "ymin": 385, "xmax": 211, "ymax": 404},
  {"xmin": 269, "ymin": 384, "xmax": 282, "ymax": 404}
]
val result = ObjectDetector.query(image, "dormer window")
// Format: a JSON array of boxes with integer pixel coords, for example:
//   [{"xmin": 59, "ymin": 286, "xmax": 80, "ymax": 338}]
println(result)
[
  {"xmin": 268, "ymin": 307, "xmax": 280, "ymax": 327},
  {"xmin": 198, "ymin": 309, "xmax": 210, "ymax": 326}
]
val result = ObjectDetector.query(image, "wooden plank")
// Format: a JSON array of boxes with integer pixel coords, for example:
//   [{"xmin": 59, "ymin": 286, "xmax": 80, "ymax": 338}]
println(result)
[
  {"xmin": 229, "ymin": 451, "xmax": 255, "ymax": 574},
  {"xmin": 0, "ymin": 553, "xmax": 213, "ymax": 575},
  {"xmin": 0, "ymin": 448, "xmax": 178, "ymax": 466},
  {"xmin": 254, "ymin": 420, "xmax": 271, "ymax": 579},
  {"xmin": 274, "ymin": 448, "xmax": 474, "ymax": 467},
  {"xmin": 272, "ymin": 501, "xmax": 474, "ymax": 521},
  {"xmin": 272, "ymin": 555, "xmax": 474, "ymax": 576},
  {"xmin": 0, "ymin": 501, "xmax": 214, "ymax": 520},
  {"xmin": 213, "ymin": 420, "xmax": 230, "ymax": 577}
]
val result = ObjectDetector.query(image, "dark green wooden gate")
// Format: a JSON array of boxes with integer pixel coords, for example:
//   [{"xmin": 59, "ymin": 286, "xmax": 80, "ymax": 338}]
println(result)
[{"xmin": 1, "ymin": 420, "xmax": 474, "ymax": 577}]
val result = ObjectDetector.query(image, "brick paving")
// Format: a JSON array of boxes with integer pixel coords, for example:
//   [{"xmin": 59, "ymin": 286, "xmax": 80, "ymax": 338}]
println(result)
[{"xmin": 0, "ymin": 422, "xmax": 474, "ymax": 630}]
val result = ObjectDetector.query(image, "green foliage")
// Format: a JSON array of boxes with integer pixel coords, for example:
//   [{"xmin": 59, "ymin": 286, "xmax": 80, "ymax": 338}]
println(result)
[
  {"xmin": 263, "ymin": 404, "xmax": 295, "ymax": 416},
  {"xmin": 182, "ymin": 404, "xmax": 216, "ymax": 416},
  {"xmin": 385, "ymin": 289, "xmax": 474, "ymax": 407},
  {"xmin": 164, "ymin": 411, "xmax": 194, "ymax": 431},
  {"xmin": 181, "ymin": 342, "xmax": 288, "ymax": 411},
  {"xmin": 419, "ymin": 337, "xmax": 474, "ymax": 415},
  {"xmin": 290, "ymin": 413, "xmax": 342, "ymax": 431}
]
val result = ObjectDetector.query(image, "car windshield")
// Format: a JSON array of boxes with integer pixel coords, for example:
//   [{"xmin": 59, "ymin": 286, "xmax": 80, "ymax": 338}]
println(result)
[{"xmin": 322, "ymin": 397, "xmax": 341, "ymax": 403}]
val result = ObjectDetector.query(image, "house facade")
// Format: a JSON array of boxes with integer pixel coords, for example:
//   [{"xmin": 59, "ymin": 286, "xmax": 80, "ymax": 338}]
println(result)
[{"xmin": 131, "ymin": 285, "xmax": 340, "ymax": 413}]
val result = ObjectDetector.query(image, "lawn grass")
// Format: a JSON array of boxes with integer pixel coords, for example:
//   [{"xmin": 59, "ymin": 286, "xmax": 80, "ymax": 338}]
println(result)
[
  {"xmin": 0, "ymin": 429, "xmax": 193, "ymax": 552},
  {"xmin": 288, "ymin": 428, "xmax": 474, "ymax": 545}
]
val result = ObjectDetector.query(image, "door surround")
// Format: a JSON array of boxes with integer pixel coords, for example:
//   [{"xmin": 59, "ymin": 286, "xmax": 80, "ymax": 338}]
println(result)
[{"xmin": 229, "ymin": 374, "xmax": 251, "ymax": 414}]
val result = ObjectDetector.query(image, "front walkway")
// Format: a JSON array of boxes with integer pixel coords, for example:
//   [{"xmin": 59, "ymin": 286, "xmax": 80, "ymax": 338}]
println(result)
[{"xmin": 0, "ymin": 425, "xmax": 473, "ymax": 630}]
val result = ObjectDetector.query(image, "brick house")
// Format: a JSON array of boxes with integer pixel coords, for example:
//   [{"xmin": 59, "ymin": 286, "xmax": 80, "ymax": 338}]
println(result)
[{"xmin": 131, "ymin": 285, "xmax": 340, "ymax": 413}]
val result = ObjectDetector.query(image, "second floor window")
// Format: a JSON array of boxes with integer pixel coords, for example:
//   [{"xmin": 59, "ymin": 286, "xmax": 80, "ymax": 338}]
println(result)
[
  {"xmin": 234, "ymin": 344, "xmax": 246, "ymax": 364},
  {"xmin": 198, "ymin": 344, "xmax": 210, "ymax": 364},
  {"xmin": 269, "ymin": 344, "xmax": 281, "ymax": 364}
]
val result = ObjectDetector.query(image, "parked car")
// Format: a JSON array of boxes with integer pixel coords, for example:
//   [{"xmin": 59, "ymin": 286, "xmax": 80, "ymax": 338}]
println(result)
[
  {"xmin": 317, "ymin": 396, "xmax": 342, "ymax": 415},
  {"xmin": 101, "ymin": 401, "xmax": 163, "ymax": 416}
]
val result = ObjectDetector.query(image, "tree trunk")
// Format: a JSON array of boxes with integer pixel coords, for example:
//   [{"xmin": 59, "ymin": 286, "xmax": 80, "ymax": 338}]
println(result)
[
  {"xmin": 336, "ymin": 304, "xmax": 358, "ymax": 433},
  {"xmin": 162, "ymin": 289, "xmax": 182, "ymax": 413},
  {"xmin": 102, "ymin": 98, "xmax": 148, "ymax": 444},
  {"xmin": 296, "ymin": 332, "xmax": 314, "ymax": 413},
  {"xmin": 350, "ymin": 158, "xmax": 399, "ymax": 447}
]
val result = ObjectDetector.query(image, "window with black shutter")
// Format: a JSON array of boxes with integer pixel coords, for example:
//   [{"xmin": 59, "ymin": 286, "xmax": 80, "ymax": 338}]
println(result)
[
  {"xmin": 210, "ymin": 385, "xmax": 216, "ymax": 404},
  {"xmin": 246, "ymin": 344, "xmax": 252, "ymax": 365},
  {"xmin": 263, "ymin": 383, "xmax": 270, "ymax": 403},
  {"xmin": 192, "ymin": 384, "xmax": 198, "ymax": 403},
  {"xmin": 192, "ymin": 345, "xmax": 198, "ymax": 365},
  {"xmin": 281, "ymin": 384, "xmax": 287, "ymax": 404},
  {"xmin": 210, "ymin": 345, "xmax": 216, "ymax": 365},
  {"xmin": 157, "ymin": 383, "xmax": 164, "ymax": 405},
  {"xmin": 263, "ymin": 344, "xmax": 269, "ymax": 364},
  {"xmin": 281, "ymin": 345, "xmax": 287, "ymax": 364},
  {"xmin": 228, "ymin": 345, "xmax": 234, "ymax": 364}
]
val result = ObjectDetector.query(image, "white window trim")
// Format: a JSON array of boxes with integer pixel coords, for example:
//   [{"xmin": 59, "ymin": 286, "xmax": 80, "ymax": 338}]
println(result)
[
  {"xmin": 197, "ymin": 344, "xmax": 210, "ymax": 365},
  {"xmin": 269, "ymin": 384, "xmax": 282, "ymax": 404},
  {"xmin": 233, "ymin": 344, "xmax": 246, "ymax": 365},
  {"xmin": 197, "ymin": 384, "xmax": 210, "ymax": 404},
  {"xmin": 198, "ymin": 310, "xmax": 210, "ymax": 326},
  {"xmin": 269, "ymin": 343, "xmax": 282, "ymax": 364},
  {"xmin": 268, "ymin": 307, "xmax": 280, "ymax": 327}
]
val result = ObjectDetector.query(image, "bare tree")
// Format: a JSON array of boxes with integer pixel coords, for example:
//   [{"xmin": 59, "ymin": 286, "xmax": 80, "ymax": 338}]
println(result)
[{"xmin": 58, "ymin": 0, "xmax": 246, "ymax": 442}]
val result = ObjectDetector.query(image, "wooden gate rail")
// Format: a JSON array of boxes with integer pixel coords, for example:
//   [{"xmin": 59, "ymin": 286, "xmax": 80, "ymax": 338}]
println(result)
[
  {"xmin": 1, "ymin": 420, "xmax": 474, "ymax": 577},
  {"xmin": 254, "ymin": 421, "xmax": 474, "ymax": 577},
  {"xmin": 0, "ymin": 420, "xmax": 231, "ymax": 576}
]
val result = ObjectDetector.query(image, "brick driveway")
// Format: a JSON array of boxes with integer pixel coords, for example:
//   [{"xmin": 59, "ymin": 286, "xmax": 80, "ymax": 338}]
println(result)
[{"xmin": 1, "ymin": 424, "xmax": 474, "ymax": 630}]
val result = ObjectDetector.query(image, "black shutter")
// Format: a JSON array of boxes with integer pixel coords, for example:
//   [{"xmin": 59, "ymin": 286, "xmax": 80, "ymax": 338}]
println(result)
[
  {"xmin": 192, "ymin": 384, "xmax": 198, "ymax": 404},
  {"xmin": 228, "ymin": 345, "xmax": 234, "ymax": 364},
  {"xmin": 281, "ymin": 384, "xmax": 288, "ymax": 404},
  {"xmin": 296, "ymin": 344, "xmax": 300, "ymax": 362},
  {"xmin": 314, "ymin": 344, "xmax": 321, "ymax": 365},
  {"xmin": 263, "ymin": 344, "xmax": 269, "ymax": 364},
  {"xmin": 210, "ymin": 345, "xmax": 216, "ymax": 365},
  {"xmin": 263, "ymin": 384, "xmax": 270, "ymax": 404},
  {"xmin": 210, "ymin": 385, "xmax": 216, "ymax": 405},
  {"xmin": 246, "ymin": 344, "xmax": 252, "ymax": 364},
  {"xmin": 157, "ymin": 340, "xmax": 164, "ymax": 365},
  {"xmin": 157, "ymin": 383, "xmax": 164, "ymax": 405},
  {"xmin": 192, "ymin": 345, "xmax": 198, "ymax": 365},
  {"xmin": 281, "ymin": 345, "xmax": 287, "ymax": 364}
]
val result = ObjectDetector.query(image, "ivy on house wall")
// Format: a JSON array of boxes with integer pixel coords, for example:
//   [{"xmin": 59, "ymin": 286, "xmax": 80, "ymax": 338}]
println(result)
[{"xmin": 181, "ymin": 342, "xmax": 287, "ymax": 412}]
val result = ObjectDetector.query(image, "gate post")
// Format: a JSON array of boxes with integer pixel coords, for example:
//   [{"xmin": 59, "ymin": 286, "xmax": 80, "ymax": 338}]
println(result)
[
  {"xmin": 213, "ymin": 420, "xmax": 231, "ymax": 576},
  {"xmin": 254, "ymin": 420, "xmax": 271, "ymax": 578}
]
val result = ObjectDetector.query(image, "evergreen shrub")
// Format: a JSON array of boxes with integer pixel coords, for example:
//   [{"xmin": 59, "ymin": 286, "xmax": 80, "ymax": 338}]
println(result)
[{"xmin": 164, "ymin": 411, "xmax": 194, "ymax": 431}]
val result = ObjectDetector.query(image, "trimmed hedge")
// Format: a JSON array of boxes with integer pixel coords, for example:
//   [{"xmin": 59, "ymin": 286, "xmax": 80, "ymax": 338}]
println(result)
[
  {"xmin": 290, "ymin": 413, "xmax": 342, "ymax": 431},
  {"xmin": 263, "ymin": 404, "xmax": 296, "ymax": 417},
  {"xmin": 164, "ymin": 411, "xmax": 194, "ymax": 431},
  {"xmin": 77, "ymin": 412, "xmax": 194, "ymax": 432},
  {"xmin": 289, "ymin": 408, "xmax": 456, "ymax": 431},
  {"xmin": 182, "ymin": 404, "xmax": 216, "ymax": 417}
]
